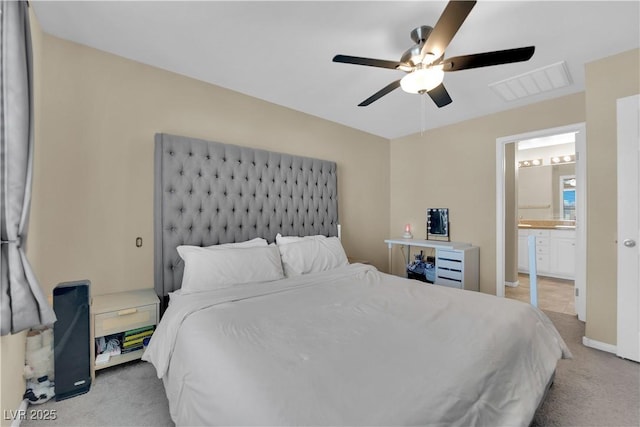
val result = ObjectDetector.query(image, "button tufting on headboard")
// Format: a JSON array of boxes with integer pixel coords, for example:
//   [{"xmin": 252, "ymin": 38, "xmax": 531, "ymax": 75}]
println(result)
[{"xmin": 154, "ymin": 133, "xmax": 339, "ymax": 304}]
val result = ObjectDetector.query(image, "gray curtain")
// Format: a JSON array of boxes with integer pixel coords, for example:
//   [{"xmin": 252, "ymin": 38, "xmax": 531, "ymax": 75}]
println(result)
[{"xmin": 1, "ymin": 0, "xmax": 56, "ymax": 335}]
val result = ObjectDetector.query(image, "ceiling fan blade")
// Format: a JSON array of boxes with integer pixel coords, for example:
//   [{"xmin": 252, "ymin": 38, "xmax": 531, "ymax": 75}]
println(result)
[
  {"xmin": 333, "ymin": 55, "xmax": 403, "ymax": 70},
  {"xmin": 421, "ymin": 0, "xmax": 477, "ymax": 59},
  {"xmin": 358, "ymin": 80, "xmax": 402, "ymax": 106},
  {"xmin": 427, "ymin": 83, "xmax": 453, "ymax": 108},
  {"xmin": 442, "ymin": 46, "xmax": 535, "ymax": 71}
]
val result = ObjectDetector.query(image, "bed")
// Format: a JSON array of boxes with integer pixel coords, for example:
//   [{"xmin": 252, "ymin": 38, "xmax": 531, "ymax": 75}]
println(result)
[{"xmin": 143, "ymin": 134, "xmax": 570, "ymax": 426}]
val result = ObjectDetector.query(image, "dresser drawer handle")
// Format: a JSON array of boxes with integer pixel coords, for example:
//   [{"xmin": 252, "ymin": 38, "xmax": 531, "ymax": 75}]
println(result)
[{"xmin": 117, "ymin": 308, "xmax": 138, "ymax": 316}]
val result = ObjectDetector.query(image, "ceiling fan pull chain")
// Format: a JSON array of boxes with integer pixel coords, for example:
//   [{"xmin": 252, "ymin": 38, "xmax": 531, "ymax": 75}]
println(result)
[{"xmin": 421, "ymin": 93, "xmax": 426, "ymax": 136}]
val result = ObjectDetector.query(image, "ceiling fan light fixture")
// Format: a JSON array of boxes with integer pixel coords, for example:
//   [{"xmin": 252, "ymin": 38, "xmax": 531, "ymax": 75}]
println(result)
[
  {"xmin": 421, "ymin": 53, "xmax": 437, "ymax": 65},
  {"xmin": 400, "ymin": 67, "xmax": 444, "ymax": 94},
  {"xmin": 397, "ymin": 63, "xmax": 414, "ymax": 72}
]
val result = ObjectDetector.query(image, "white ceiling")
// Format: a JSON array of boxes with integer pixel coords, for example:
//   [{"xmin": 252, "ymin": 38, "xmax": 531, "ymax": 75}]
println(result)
[{"xmin": 31, "ymin": 1, "xmax": 640, "ymax": 139}]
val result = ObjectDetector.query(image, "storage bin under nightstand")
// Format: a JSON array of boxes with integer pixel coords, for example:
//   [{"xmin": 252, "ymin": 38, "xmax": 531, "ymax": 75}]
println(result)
[{"xmin": 90, "ymin": 288, "xmax": 159, "ymax": 380}]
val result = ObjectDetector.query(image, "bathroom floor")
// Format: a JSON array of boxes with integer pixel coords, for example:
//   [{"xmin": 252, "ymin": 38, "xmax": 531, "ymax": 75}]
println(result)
[{"xmin": 506, "ymin": 274, "xmax": 576, "ymax": 316}]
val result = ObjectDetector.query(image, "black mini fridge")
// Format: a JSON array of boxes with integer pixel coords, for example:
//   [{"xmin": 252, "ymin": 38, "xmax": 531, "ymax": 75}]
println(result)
[{"xmin": 53, "ymin": 280, "xmax": 92, "ymax": 400}]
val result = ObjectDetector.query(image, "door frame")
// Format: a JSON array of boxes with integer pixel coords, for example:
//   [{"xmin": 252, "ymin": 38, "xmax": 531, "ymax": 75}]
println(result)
[{"xmin": 495, "ymin": 123, "xmax": 587, "ymax": 321}]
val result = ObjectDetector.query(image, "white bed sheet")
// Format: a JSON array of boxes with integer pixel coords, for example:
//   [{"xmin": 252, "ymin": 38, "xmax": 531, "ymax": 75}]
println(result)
[{"xmin": 143, "ymin": 263, "xmax": 570, "ymax": 426}]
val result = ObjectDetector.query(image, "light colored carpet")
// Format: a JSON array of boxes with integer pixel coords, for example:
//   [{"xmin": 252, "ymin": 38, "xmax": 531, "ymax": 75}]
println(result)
[
  {"xmin": 22, "ymin": 361, "xmax": 172, "ymax": 427},
  {"xmin": 532, "ymin": 311, "xmax": 639, "ymax": 427},
  {"xmin": 22, "ymin": 311, "xmax": 639, "ymax": 426}
]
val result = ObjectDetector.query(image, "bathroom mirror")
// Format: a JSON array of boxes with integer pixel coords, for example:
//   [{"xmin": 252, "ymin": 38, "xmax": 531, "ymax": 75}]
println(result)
[
  {"xmin": 518, "ymin": 163, "xmax": 576, "ymax": 221},
  {"xmin": 427, "ymin": 208, "xmax": 449, "ymax": 241}
]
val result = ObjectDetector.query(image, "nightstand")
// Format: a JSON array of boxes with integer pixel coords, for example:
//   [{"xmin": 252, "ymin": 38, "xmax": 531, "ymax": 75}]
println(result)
[{"xmin": 90, "ymin": 288, "xmax": 159, "ymax": 380}]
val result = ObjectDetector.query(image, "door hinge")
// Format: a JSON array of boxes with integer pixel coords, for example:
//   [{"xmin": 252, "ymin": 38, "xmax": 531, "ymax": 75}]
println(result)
[{"xmin": 575, "ymin": 288, "xmax": 579, "ymax": 297}]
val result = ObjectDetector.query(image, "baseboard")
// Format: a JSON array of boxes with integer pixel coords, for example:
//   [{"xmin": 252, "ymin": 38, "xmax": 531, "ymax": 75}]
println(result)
[
  {"xmin": 582, "ymin": 336, "xmax": 617, "ymax": 354},
  {"xmin": 8, "ymin": 399, "xmax": 28, "ymax": 427},
  {"xmin": 505, "ymin": 280, "xmax": 520, "ymax": 288}
]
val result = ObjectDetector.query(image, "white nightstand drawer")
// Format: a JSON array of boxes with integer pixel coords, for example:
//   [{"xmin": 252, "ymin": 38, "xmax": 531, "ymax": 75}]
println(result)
[
  {"xmin": 437, "ymin": 268, "xmax": 463, "ymax": 281},
  {"xmin": 94, "ymin": 303, "xmax": 157, "ymax": 337},
  {"xmin": 438, "ymin": 259, "xmax": 462, "ymax": 271},
  {"xmin": 437, "ymin": 249, "xmax": 463, "ymax": 262},
  {"xmin": 436, "ymin": 276, "xmax": 463, "ymax": 289}
]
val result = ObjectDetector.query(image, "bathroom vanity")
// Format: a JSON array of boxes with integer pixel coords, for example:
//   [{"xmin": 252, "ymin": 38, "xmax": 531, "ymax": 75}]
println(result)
[{"xmin": 518, "ymin": 222, "xmax": 576, "ymax": 280}]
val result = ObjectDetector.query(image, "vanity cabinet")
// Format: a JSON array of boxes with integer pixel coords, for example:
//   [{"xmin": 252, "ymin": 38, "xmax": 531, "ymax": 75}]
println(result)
[
  {"xmin": 549, "ymin": 230, "xmax": 576, "ymax": 278},
  {"xmin": 518, "ymin": 228, "xmax": 575, "ymax": 280}
]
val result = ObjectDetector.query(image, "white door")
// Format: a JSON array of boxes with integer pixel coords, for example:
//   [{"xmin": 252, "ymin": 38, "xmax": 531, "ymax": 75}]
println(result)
[{"xmin": 617, "ymin": 94, "xmax": 640, "ymax": 362}]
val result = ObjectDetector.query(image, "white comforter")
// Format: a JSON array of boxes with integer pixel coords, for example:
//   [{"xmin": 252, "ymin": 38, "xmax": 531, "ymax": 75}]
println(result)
[{"xmin": 143, "ymin": 264, "xmax": 570, "ymax": 426}]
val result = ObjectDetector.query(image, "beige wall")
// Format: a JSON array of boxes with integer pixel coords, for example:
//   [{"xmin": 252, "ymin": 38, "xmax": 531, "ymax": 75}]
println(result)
[
  {"xmin": 27, "ymin": 34, "xmax": 390, "ymax": 300},
  {"xmin": 584, "ymin": 49, "xmax": 639, "ymax": 344},
  {"xmin": 389, "ymin": 93, "xmax": 586, "ymax": 294}
]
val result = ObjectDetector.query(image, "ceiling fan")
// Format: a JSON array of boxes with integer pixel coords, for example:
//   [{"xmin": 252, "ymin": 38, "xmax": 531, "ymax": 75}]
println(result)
[{"xmin": 333, "ymin": 0, "xmax": 535, "ymax": 107}]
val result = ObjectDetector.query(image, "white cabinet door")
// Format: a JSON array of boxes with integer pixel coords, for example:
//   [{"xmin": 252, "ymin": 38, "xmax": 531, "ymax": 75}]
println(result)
[
  {"xmin": 551, "ymin": 237, "xmax": 576, "ymax": 278},
  {"xmin": 518, "ymin": 234, "xmax": 529, "ymax": 272},
  {"xmin": 548, "ymin": 230, "xmax": 576, "ymax": 279}
]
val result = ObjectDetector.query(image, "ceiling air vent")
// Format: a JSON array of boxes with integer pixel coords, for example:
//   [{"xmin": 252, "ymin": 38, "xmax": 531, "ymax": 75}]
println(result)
[{"xmin": 489, "ymin": 61, "xmax": 572, "ymax": 102}]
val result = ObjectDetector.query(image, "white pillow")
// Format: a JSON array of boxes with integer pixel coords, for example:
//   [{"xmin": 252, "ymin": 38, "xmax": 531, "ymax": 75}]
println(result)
[
  {"xmin": 177, "ymin": 245, "xmax": 284, "ymax": 293},
  {"xmin": 275, "ymin": 233, "xmax": 327, "ymax": 245},
  {"xmin": 205, "ymin": 237, "xmax": 268, "ymax": 250},
  {"xmin": 277, "ymin": 236, "xmax": 348, "ymax": 277}
]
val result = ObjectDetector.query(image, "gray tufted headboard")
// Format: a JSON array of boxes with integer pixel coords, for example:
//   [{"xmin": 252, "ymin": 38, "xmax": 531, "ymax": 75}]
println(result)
[{"xmin": 154, "ymin": 133, "xmax": 339, "ymax": 306}]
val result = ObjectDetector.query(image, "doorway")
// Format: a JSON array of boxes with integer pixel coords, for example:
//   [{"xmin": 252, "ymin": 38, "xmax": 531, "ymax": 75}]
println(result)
[
  {"xmin": 505, "ymin": 275, "xmax": 575, "ymax": 315},
  {"xmin": 496, "ymin": 123, "xmax": 587, "ymax": 321}
]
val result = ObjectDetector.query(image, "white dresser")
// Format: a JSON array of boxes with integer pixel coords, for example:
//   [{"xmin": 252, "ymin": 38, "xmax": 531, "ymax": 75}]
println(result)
[{"xmin": 385, "ymin": 238, "xmax": 480, "ymax": 291}]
